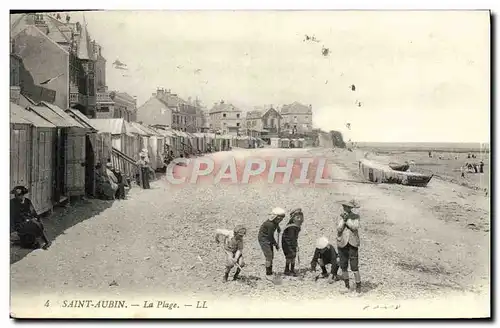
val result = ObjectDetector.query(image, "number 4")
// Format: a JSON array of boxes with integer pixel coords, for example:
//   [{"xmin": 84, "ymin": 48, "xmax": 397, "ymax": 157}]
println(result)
[{"xmin": 44, "ymin": 300, "xmax": 50, "ymax": 307}]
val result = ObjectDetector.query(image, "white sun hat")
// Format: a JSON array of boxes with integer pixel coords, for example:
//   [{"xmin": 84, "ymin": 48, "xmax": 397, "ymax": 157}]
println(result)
[
  {"xmin": 316, "ymin": 237, "xmax": 329, "ymax": 249},
  {"xmin": 271, "ymin": 207, "xmax": 286, "ymax": 216}
]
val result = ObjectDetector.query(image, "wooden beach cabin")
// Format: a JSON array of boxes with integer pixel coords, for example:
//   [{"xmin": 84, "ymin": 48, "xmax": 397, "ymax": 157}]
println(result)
[
  {"xmin": 20, "ymin": 96, "xmax": 88, "ymax": 201},
  {"xmin": 89, "ymin": 118, "xmax": 138, "ymax": 178},
  {"xmin": 10, "ymin": 102, "xmax": 56, "ymax": 214},
  {"xmin": 280, "ymin": 138, "xmax": 290, "ymax": 148},
  {"xmin": 270, "ymin": 137, "xmax": 280, "ymax": 148}
]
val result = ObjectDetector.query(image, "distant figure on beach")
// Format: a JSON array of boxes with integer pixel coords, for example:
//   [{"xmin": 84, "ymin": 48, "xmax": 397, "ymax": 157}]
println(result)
[
  {"xmin": 428, "ymin": 151, "xmax": 432, "ymax": 158},
  {"xmin": 408, "ymin": 160, "xmax": 416, "ymax": 172},
  {"xmin": 455, "ymin": 155, "xmax": 458, "ymax": 160},
  {"xmin": 468, "ymin": 153, "xmax": 471, "ymax": 159},
  {"xmin": 460, "ymin": 166, "xmax": 466, "ymax": 178},
  {"xmin": 480, "ymin": 161, "xmax": 484, "ymax": 173},
  {"xmin": 473, "ymin": 164, "xmax": 478, "ymax": 173}
]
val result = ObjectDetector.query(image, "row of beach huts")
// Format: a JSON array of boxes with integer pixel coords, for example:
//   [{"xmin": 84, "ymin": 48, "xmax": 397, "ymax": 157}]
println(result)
[
  {"xmin": 269, "ymin": 137, "xmax": 306, "ymax": 148},
  {"xmin": 10, "ymin": 98, "xmax": 264, "ymax": 216}
]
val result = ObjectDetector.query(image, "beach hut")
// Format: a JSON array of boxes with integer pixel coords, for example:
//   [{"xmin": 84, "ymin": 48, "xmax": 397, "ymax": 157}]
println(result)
[
  {"xmin": 280, "ymin": 138, "xmax": 290, "ymax": 148},
  {"xmin": 270, "ymin": 138, "xmax": 280, "ymax": 148},
  {"xmin": 154, "ymin": 128, "xmax": 176, "ymax": 156},
  {"xmin": 89, "ymin": 118, "xmax": 137, "ymax": 178},
  {"xmin": 66, "ymin": 108, "xmax": 110, "ymax": 166},
  {"xmin": 145, "ymin": 126, "xmax": 165, "ymax": 169},
  {"xmin": 42, "ymin": 102, "xmax": 99, "ymax": 197},
  {"xmin": 10, "ymin": 102, "xmax": 57, "ymax": 214},
  {"xmin": 20, "ymin": 96, "xmax": 88, "ymax": 200},
  {"xmin": 90, "ymin": 119, "xmax": 127, "ymax": 152},
  {"xmin": 126, "ymin": 122, "xmax": 148, "ymax": 158},
  {"xmin": 130, "ymin": 122, "xmax": 165, "ymax": 170}
]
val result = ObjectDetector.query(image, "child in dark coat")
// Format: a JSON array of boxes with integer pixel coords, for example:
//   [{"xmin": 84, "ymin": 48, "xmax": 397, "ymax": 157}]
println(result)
[
  {"xmin": 281, "ymin": 208, "xmax": 304, "ymax": 276},
  {"xmin": 258, "ymin": 207, "xmax": 286, "ymax": 278}
]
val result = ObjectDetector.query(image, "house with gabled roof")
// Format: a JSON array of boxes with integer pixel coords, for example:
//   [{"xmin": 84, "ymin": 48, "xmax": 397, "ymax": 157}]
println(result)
[
  {"xmin": 209, "ymin": 100, "xmax": 243, "ymax": 135},
  {"xmin": 11, "ymin": 12, "xmax": 100, "ymax": 118},
  {"xmin": 279, "ymin": 101, "xmax": 313, "ymax": 135}
]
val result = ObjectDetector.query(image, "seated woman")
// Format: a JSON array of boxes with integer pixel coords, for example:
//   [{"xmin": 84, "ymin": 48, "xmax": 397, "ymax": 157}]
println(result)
[{"xmin": 10, "ymin": 186, "xmax": 51, "ymax": 250}]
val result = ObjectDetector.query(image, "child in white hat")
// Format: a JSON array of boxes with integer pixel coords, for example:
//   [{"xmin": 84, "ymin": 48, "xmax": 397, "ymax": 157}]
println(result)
[
  {"xmin": 258, "ymin": 207, "xmax": 286, "ymax": 277},
  {"xmin": 310, "ymin": 236, "xmax": 341, "ymax": 281}
]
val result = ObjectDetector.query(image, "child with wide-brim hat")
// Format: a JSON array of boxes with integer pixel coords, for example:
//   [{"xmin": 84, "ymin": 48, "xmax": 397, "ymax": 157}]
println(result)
[{"xmin": 337, "ymin": 199, "xmax": 362, "ymax": 293}]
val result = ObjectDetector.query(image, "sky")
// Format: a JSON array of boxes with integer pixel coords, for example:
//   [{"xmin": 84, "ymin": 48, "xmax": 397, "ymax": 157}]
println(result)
[{"xmin": 80, "ymin": 10, "xmax": 490, "ymax": 142}]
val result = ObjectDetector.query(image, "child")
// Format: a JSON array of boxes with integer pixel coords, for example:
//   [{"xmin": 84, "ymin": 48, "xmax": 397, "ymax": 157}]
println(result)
[
  {"xmin": 337, "ymin": 200, "xmax": 362, "ymax": 293},
  {"xmin": 215, "ymin": 225, "xmax": 247, "ymax": 282},
  {"xmin": 258, "ymin": 207, "xmax": 286, "ymax": 278},
  {"xmin": 310, "ymin": 236, "xmax": 341, "ymax": 282},
  {"xmin": 281, "ymin": 208, "xmax": 304, "ymax": 276}
]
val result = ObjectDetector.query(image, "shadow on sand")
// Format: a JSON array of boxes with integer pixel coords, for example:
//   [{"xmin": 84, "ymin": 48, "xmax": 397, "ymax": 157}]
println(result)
[{"xmin": 10, "ymin": 198, "xmax": 114, "ymax": 265}]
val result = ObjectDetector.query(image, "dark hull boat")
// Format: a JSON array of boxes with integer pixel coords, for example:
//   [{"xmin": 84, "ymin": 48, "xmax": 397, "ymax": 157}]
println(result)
[
  {"xmin": 389, "ymin": 162, "xmax": 410, "ymax": 172},
  {"xmin": 359, "ymin": 159, "xmax": 433, "ymax": 187}
]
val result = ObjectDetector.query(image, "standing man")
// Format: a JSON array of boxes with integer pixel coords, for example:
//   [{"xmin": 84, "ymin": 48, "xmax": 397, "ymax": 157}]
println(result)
[
  {"xmin": 258, "ymin": 207, "xmax": 286, "ymax": 278},
  {"xmin": 337, "ymin": 199, "xmax": 362, "ymax": 293}
]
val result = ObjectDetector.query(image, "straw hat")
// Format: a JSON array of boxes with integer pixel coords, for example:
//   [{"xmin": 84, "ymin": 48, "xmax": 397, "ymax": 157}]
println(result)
[
  {"xmin": 341, "ymin": 199, "xmax": 360, "ymax": 208},
  {"xmin": 316, "ymin": 237, "xmax": 329, "ymax": 249}
]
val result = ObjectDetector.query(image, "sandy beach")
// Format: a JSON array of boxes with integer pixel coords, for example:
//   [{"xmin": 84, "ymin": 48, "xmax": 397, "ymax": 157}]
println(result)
[{"xmin": 10, "ymin": 147, "xmax": 490, "ymax": 318}]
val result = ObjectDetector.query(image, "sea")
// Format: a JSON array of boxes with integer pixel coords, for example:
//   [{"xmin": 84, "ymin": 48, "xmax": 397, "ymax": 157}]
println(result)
[{"xmin": 355, "ymin": 142, "xmax": 490, "ymax": 153}]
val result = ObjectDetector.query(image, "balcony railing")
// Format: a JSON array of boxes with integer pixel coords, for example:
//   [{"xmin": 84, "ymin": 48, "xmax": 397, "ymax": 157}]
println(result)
[
  {"xmin": 69, "ymin": 92, "xmax": 84, "ymax": 105},
  {"xmin": 97, "ymin": 92, "xmax": 114, "ymax": 105}
]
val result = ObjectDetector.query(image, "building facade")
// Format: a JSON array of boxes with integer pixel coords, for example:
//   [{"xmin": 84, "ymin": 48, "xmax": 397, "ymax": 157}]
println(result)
[
  {"xmin": 11, "ymin": 13, "xmax": 98, "ymax": 118},
  {"xmin": 244, "ymin": 106, "xmax": 281, "ymax": 138},
  {"xmin": 149, "ymin": 88, "xmax": 201, "ymax": 132},
  {"xmin": 280, "ymin": 102, "xmax": 313, "ymax": 135},
  {"xmin": 209, "ymin": 100, "xmax": 243, "ymax": 134},
  {"xmin": 93, "ymin": 41, "xmax": 115, "ymax": 118},
  {"xmin": 136, "ymin": 96, "xmax": 173, "ymax": 128},
  {"xmin": 110, "ymin": 91, "xmax": 137, "ymax": 122}
]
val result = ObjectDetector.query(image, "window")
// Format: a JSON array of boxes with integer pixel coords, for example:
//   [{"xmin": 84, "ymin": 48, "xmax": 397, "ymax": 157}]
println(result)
[
  {"xmin": 97, "ymin": 106, "xmax": 109, "ymax": 112},
  {"xmin": 223, "ymin": 113, "xmax": 227, "ymax": 118},
  {"xmin": 236, "ymin": 123, "xmax": 240, "ymax": 127},
  {"xmin": 236, "ymin": 114, "xmax": 240, "ymax": 118}
]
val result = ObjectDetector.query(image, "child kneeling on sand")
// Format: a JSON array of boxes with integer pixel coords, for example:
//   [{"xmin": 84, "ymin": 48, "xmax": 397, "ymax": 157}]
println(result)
[
  {"xmin": 310, "ymin": 236, "xmax": 341, "ymax": 282},
  {"xmin": 215, "ymin": 225, "xmax": 247, "ymax": 282}
]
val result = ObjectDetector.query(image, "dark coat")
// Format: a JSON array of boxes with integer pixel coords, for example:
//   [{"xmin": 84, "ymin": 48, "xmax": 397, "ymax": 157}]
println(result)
[
  {"xmin": 281, "ymin": 223, "xmax": 301, "ymax": 259},
  {"xmin": 258, "ymin": 220, "xmax": 280, "ymax": 247}
]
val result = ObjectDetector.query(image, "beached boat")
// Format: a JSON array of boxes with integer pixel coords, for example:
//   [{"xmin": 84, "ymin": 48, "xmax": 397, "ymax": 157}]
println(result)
[
  {"xmin": 389, "ymin": 162, "xmax": 410, "ymax": 172},
  {"xmin": 359, "ymin": 159, "xmax": 433, "ymax": 187}
]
